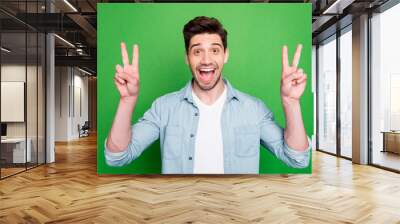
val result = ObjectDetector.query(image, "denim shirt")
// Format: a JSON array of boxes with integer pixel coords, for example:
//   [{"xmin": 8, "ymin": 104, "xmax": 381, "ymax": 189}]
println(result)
[{"xmin": 105, "ymin": 79, "xmax": 311, "ymax": 174}]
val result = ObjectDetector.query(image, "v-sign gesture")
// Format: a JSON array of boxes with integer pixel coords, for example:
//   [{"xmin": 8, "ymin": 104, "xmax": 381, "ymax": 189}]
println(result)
[
  {"xmin": 107, "ymin": 42, "xmax": 140, "ymax": 152},
  {"xmin": 280, "ymin": 44, "xmax": 307, "ymax": 103},
  {"xmin": 114, "ymin": 42, "xmax": 140, "ymax": 103},
  {"xmin": 279, "ymin": 44, "xmax": 310, "ymax": 152}
]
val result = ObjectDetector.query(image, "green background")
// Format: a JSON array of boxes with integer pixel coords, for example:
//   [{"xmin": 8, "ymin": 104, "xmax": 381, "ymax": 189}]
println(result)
[{"xmin": 97, "ymin": 3, "xmax": 313, "ymax": 174}]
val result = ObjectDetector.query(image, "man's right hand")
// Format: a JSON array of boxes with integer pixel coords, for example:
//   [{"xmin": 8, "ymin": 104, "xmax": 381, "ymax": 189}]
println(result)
[{"xmin": 114, "ymin": 42, "xmax": 140, "ymax": 103}]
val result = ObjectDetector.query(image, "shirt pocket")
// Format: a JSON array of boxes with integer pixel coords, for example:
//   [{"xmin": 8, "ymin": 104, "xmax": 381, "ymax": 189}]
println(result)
[
  {"xmin": 163, "ymin": 125, "xmax": 183, "ymax": 160},
  {"xmin": 234, "ymin": 125, "xmax": 260, "ymax": 157}
]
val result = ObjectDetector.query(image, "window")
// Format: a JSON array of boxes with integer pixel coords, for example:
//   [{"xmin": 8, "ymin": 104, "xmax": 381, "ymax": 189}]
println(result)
[
  {"xmin": 339, "ymin": 28, "xmax": 352, "ymax": 158},
  {"xmin": 370, "ymin": 2, "xmax": 400, "ymax": 171},
  {"xmin": 317, "ymin": 36, "xmax": 337, "ymax": 155}
]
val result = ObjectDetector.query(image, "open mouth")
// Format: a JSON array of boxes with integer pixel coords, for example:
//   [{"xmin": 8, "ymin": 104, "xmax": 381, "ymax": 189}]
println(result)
[{"xmin": 198, "ymin": 68, "xmax": 216, "ymax": 83}]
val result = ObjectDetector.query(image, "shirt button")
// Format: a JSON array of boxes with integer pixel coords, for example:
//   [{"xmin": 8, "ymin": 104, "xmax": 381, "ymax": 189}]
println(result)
[
  {"xmin": 188, "ymin": 156, "xmax": 192, "ymax": 160},
  {"xmin": 194, "ymin": 113, "xmax": 198, "ymax": 116},
  {"xmin": 190, "ymin": 134, "xmax": 195, "ymax": 138}
]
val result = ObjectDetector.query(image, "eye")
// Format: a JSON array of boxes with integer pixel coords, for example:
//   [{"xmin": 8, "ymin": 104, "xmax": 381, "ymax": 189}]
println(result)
[
  {"xmin": 193, "ymin": 49, "xmax": 201, "ymax": 56},
  {"xmin": 212, "ymin": 48, "xmax": 220, "ymax": 54}
]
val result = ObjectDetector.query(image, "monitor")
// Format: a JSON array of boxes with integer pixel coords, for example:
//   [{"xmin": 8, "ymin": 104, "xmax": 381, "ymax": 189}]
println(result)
[{"xmin": 1, "ymin": 123, "xmax": 7, "ymax": 137}]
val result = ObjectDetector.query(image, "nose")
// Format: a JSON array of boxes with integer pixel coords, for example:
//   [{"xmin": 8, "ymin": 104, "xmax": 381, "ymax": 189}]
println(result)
[{"xmin": 200, "ymin": 51, "xmax": 212, "ymax": 65}]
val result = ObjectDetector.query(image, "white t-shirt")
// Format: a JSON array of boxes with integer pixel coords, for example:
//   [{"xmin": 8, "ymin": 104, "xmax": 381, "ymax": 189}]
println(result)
[{"xmin": 192, "ymin": 87, "xmax": 227, "ymax": 174}]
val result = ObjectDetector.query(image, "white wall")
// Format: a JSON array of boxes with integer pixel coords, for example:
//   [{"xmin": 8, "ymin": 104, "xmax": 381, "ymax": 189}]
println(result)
[
  {"xmin": 1, "ymin": 65, "xmax": 39, "ymax": 137},
  {"xmin": 1, "ymin": 65, "xmax": 26, "ymax": 135},
  {"xmin": 70, "ymin": 71, "xmax": 89, "ymax": 139},
  {"xmin": 54, "ymin": 66, "xmax": 69, "ymax": 141},
  {"xmin": 54, "ymin": 67, "xmax": 89, "ymax": 141}
]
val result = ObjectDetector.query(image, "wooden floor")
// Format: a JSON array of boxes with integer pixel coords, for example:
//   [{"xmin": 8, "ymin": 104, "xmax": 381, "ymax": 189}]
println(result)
[
  {"xmin": 1, "ymin": 163, "xmax": 44, "ymax": 178},
  {"xmin": 1, "ymin": 135, "xmax": 400, "ymax": 223},
  {"xmin": 1, "ymin": 167, "xmax": 26, "ymax": 178}
]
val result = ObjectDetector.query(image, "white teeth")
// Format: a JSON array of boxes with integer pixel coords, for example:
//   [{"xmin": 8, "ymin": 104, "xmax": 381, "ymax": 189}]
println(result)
[{"xmin": 199, "ymin": 68, "xmax": 214, "ymax": 72}]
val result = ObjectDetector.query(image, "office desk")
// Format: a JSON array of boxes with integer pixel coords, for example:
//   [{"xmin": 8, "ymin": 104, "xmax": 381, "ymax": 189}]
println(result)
[
  {"xmin": 1, "ymin": 138, "xmax": 32, "ymax": 163},
  {"xmin": 381, "ymin": 131, "xmax": 400, "ymax": 154}
]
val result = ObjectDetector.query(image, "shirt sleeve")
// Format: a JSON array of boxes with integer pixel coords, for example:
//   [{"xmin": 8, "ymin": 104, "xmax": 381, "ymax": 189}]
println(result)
[
  {"xmin": 257, "ymin": 100, "xmax": 311, "ymax": 169},
  {"xmin": 104, "ymin": 98, "xmax": 162, "ymax": 167}
]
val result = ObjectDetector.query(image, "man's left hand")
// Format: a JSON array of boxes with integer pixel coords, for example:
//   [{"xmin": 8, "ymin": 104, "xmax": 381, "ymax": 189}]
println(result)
[{"xmin": 280, "ymin": 44, "xmax": 307, "ymax": 104}]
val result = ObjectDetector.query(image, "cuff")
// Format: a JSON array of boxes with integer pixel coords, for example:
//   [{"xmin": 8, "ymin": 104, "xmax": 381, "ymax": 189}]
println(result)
[
  {"xmin": 104, "ymin": 138, "xmax": 129, "ymax": 161},
  {"xmin": 283, "ymin": 137, "xmax": 312, "ymax": 166}
]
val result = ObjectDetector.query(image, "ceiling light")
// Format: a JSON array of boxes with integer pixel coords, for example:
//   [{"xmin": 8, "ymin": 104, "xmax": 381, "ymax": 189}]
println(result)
[
  {"xmin": 54, "ymin": 34, "xmax": 75, "ymax": 48},
  {"xmin": 322, "ymin": 0, "xmax": 355, "ymax": 15},
  {"xmin": 63, "ymin": 0, "xmax": 78, "ymax": 12},
  {"xmin": 1, "ymin": 47, "xmax": 11, "ymax": 53},
  {"xmin": 78, "ymin": 67, "xmax": 92, "ymax": 76}
]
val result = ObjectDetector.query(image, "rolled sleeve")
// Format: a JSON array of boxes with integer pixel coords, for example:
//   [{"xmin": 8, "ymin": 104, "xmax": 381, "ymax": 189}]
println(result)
[
  {"xmin": 282, "ymin": 136, "xmax": 311, "ymax": 168},
  {"xmin": 258, "ymin": 100, "xmax": 311, "ymax": 169},
  {"xmin": 104, "ymin": 98, "xmax": 162, "ymax": 167},
  {"xmin": 104, "ymin": 139, "xmax": 132, "ymax": 167}
]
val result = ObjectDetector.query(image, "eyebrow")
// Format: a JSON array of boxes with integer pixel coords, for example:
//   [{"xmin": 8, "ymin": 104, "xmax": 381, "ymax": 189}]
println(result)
[
  {"xmin": 189, "ymin": 42, "xmax": 223, "ymax": 51},
  {"xmin": 211, "ymin": 43, "xmax": 223, "ymax": 48},
  {"xmin": 189, "ymin": 43, "xmax": 200, "ymax": 51}
]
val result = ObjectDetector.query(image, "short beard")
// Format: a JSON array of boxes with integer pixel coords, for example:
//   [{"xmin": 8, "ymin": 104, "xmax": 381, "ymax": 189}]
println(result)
[{"xmin": 193, "ymin": 72, "xmax": 222, "ymax": 91}]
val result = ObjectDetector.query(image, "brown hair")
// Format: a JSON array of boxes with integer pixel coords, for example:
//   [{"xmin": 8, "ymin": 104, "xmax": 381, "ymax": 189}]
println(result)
[{"xmin": 183, "ymin": 16, "xmax": 228, "ymax": 53}]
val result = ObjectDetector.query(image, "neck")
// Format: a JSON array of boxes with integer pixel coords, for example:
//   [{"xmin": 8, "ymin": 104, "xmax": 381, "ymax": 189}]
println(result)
[{"xmin": 192, "ymin": 77, "xmax": 225, "ymax": 105}]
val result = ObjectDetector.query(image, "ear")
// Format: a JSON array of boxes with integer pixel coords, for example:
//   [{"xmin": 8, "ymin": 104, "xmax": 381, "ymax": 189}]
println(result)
[{"xmin": 224, "ymin": 48, "xmax": 229, "ymax": 64}]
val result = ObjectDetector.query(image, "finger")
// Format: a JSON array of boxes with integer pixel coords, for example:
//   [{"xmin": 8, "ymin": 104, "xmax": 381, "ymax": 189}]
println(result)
[
  {"xmin": 116, "ymin": 70, "xmax": 134, "ymax": 84},
  {"xmin": 292, "ymin": 44, "xmax": 302, "ymax": 68},
  {"xmin": 283, "ymin": 72, "xmax": 303, "ymax": 84},
  {"xmin": 121, "ymin": 42, "xmax": 130, "ymax": 66},
  {"xmin": 292, "ymin": 74, "xmax": 307, "ymax": 85},
  {"xmin": 116, "ymin": 64, "xmax": 126, "ymax": 81},
  {"xmin": 114, "ymin": 77, "xmax": 125, "ymax": 90},
  {"xmin": 296, "ymin": 74, "xmax": 307, "ymax": 84},
  {"xmin": 128, "ymin": 76, "xmax": 139, "ymax": 87},
  {"xmin": 132, "ymin": 44, "xmax": 139, "ymax": 72},
  {"xmin": 114, "ymin": 78, "xmax": 127, "ymax": 94},
  {"xmin": 285, "ymin": 68, "xmax": 303, "ymax": 80},
  {"xmin": 116, "ymin": 64, "xmax": 123, "ymax": 73},
  {"xmin": 114, "ymin": 74, "xmax": 126, "ymax": 85},
  {"xmin": 115, "ymin": 73, "xmax": 127, "ymax": 83},
  {"xmin": 114, "ymin": 79, "xmax": 123, "ymax": 87},
  {"xmin": 282, "ymin": 45, "xmax": 289, "ymax": 73},
  {"xmin": 283, "ymin": 67, "xmax": 297, "ymax": 78},
  {"xmin": 297, "ymin": 68, "xmax": 303, "ymax": 74}
]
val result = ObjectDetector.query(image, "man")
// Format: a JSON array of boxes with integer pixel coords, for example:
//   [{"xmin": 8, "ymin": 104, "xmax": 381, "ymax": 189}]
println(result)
[{"xmin": 105, "ymin": 16, "xmax": 311, "ymax": 174}]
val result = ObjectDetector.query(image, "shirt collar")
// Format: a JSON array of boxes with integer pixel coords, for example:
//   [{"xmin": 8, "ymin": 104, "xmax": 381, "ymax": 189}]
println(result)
[{"xmin": 179, "ymin": 77, "xmax": 240, "ymax": 103}]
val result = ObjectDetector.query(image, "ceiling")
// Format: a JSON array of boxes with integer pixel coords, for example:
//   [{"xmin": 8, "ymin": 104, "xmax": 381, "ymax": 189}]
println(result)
[{"xmin": 0, "ymin": 0, "xmax": 393, "ymax": 75}]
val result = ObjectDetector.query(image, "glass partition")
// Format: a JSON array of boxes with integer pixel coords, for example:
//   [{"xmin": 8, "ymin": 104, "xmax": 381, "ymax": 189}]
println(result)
[
  {"xmin": 0, "ymin": 1, "xmax": 46, "ymax": 179},
  {"xmin": 1, "ymin": 30, "xmax": 28, "ymax": 177},
  {"xmin": 317, "ymin": 35, "xmax": 337, "ymax": 155}
]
